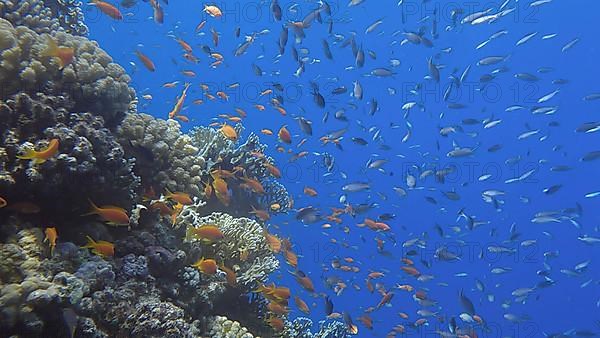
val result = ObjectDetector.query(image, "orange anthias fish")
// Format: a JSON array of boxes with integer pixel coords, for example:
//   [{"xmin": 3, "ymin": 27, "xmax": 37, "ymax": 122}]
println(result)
[
  {"xmin": 185, "ymin": 224, "xmax": 224, "ymax": 242},
  {"xmin": 294, "ymin": 296, "xmax": 310, "ymax": 314},
  {"xmin": 83, "ymin": 200, "xmax": 130, "ymax": 226},
  {"xmin": 82, "ymin": 236, "xmax": 114, "ymax": 258},
  {"xmin": 220, "ymin": 123, "xmax": 238, "ymax": 141},
  {"xmin": 17, "ymin": 138, "xmax": 60, "ymax": 164},
  {"xmin": 44, "ymin": 227, "xmax": 57, "ymax": 255},
  {"xmin": 204, "ymin": 4, "xmax": 223, "ymax": 17},
  {"xmin": 88, "ymin": 0, "xmax": 123, "ymax": 20},
  {"xmin": 42, "ymin": 38, "xmax": 74, "ymax": 70},
  {"xmin": 264, "ymin": 230, "xmax": 282, "ymax": 253},
  {"xmin": 220, "ymin": 264, "xmax": 237, "ymax": 286},
  {"xmin": 295, "ymin": 270, "xmax": 315, "ymax": 292},
  {"xmin": 168, "ymin": 83, "xmax": 191, "ymax": 119},
  {"xmin": 278, "ymin": 125, "xmax": 292, "ymax": 144},
  {"xmin": 135, "ymin": 50, "xmax": 155, "ymax": 72},
  {"xmin": 164, "ymin": 189, "xmax": 193, "ymax": 205},
  {"xmin": 192, "ymin": 258, "xmax": 218, "ymax": 275}
]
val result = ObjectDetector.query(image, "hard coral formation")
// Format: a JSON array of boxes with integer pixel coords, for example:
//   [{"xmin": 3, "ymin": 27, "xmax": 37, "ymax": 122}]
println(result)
[
  {"xmin": 188, "ymin": 212, "xmax": 279, "ymax": 289},
  {"xmin": 0, "ymin": 18, "xmax": 134, "ymax": 126},
  {"xmin": 117, "ymin": 113, "xmax": 206, "ymax": 197},
  {"xmin": 207, "ymin": 315, "xmax": 258, "ymax": 338},
  {"xmin": 0, "ymin": 92, "xmax": 139, "ymax": 222},
  {"xmin": 284, "ymin": 317, "xmax": 351, "ymax": 338},
  {"xmin": 1, "ymin": 0, "xmax": 88, "ymax": 36}
]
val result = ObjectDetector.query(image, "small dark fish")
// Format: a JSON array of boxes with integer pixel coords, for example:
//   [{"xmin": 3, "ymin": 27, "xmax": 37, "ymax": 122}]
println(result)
[
  {"xmin": 296, "ymin": 206, "xmax": 321, "ymax": 224},
  {"xmin": 581, "ymin": 151, "xmax": 600, "ymax": 162},
  {"xmin": 543, "ymin": 185, "xmax": 562, "ymax": 195},
  {"xmin": 252, "ymin": 63, "xmax": 263, "ymax": 76},
  {"xmin": 271, "ymin": 0, "xmax": 282, "ymax": 21},
  {"xmin": 379, "ymin": 213, "xmax": 395, "ymax": 221},
  {"xmin": 322, "ymin": 39, "xmax": 333, "ymax": 59},
  {"xmin": 325, "ymin": 296, "xmax": 334, "ymax": 315},
  {"xmin": 331, "ymin": 86, "xmax": 347, "ymax": 95},
  {"xmin": 351, "ymin": 137, "xmax": 368, "ymax": 145},
  {"xmin": 297, "ymin": 117, "xmax": 313, "ymax": 135},
  {"xmin": 459, "ymin": 290, "xmax": 476, "ymax": 315}
]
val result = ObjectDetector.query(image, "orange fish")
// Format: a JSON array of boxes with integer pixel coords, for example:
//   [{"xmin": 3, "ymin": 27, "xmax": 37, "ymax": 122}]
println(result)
[
  {"xmin": 240, "ymin": 177, "xmax": 265, "ymax": 194},
  {"xmin": 264, "ymin": 231, "xmax": 282, "ymax": 253},
  {"xmin": 261, "ymin": 129, "xmax": 273, "ymax": 135},
  {"xmin": 204, "ymin": 4, "xmax": 223, "ymax": 17},
  {"xmin": 195, "ymin": 20, "xmax": 207, "ymax": 32},
  {"xmin": 181, "ymin": 70, "xmax": 196, "ymax": 77},
  {"xmin": 278, "ymin": 126, "xmax": 292, "ymax": 144},
  {"xmin": 264, "ymin": 162, "xmax": 282, "ymax": 178},
  {"xmin": 149, "ymin": 0, "xmax": 163, "ymax": 24},
  {"xmin": 174, "ymin": 115, "xmax": 189, "ymax": 123},
  {"xmin": 234, "ymin": 107, "xmax": 247, "ymax": 117},
  {"xmin": 82, "ymin": 236, "xmax": 114, "ymax": 258},
  {"xmin": 89, "ymin": 0, "xmax": 123, "ymax": 20},
  {"xmin": 267, "ymin": 316, "xmax": 284, "ymax": 331},
  {"xmin": 192, "ymin": 258, "xmax": 218, "ymax": 274},
  {"xmin": 17, "ymin": 138, "xmax": 60, "ymax": 164},
  {"xmin": 294, "ymin": 296, "xmax": 310, "ymax": 314},
  {"xmin": 267, "ymin": 301, "xmax": 289, "ymax": 315},
  {"xmin": 284, "ymin": 249, "xmax": 298, "ymax": 268},
  {"xmin": 135, "ymin": 50, "xmax": 155, "ymax": 72},
  {"xmin": 165, "ymin": 189, "xmax": 193, "ymax": 205},
  {"xmin": 44, "ymin": 227, "xmax": 57, "ymax": 255},
  {"xmin": 168, "ymin": 83, "xmax": 191, "ymax": 119},
  {"xmin": 250, "ymin": 206, "xmax": 270, "ymax": 221},
  {"xmin": 254, "ymin": 104, "xmax": 265, "ymax": 111},
  {"xmin": 220, "ymin": 123, "xmax": 238, "ymax": 141},
  {"xmin": 185, "ymin": 224, "xmax": 224, "ymax": 242},
  {"xmin": 83, "ymin": 200, "xmax": 130, "ymax": 226},
  {"xmin": 42, "ymin": 38, "xmax": 74, "ymax": 70},
  {"xmin": 303, "ymin": 186, "xmax": 318, "ymax": 197},
  {"xmin": 176, "ymin": 38, "xmax": 193, "ymax": 53},
  {"xmin": 210, "ymin": 28, "xmax": 219, "ymax": 46},
  {"xmin": 220, "ymin": 264, "xmax": 237, "ymax": 286}
]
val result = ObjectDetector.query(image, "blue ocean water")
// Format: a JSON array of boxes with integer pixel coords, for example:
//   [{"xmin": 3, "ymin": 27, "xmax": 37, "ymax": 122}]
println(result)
[{"xmin": 85, "ymin": 0, "xmax": 599, "ymax": 336}]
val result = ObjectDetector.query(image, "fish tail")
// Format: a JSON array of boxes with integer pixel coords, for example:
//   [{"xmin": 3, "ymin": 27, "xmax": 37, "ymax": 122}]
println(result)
[
  {"xmin": 50, "ymin": 245, "xmax": 55, "ymax": 256},
  {"xmin": 81, "ymin": 199, "xmax": 99, "ymax": 216},
  {"xmin": 81, "ymin": 235, "xmax": 96, "ymax": 249},
  {"xmin": 42, "ymin": 36, "xmax": 59, "ymax": 58}
]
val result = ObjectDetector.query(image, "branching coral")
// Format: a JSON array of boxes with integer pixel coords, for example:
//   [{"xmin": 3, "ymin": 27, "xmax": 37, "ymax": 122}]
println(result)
[
  {"xmin": 0, "ymin": 92, "xmax": 139, "ymax": 223},
  {"xmin": 1, "ymin": 0, "xmax": 88, "ymax": 35},
  {"xmin": 0, "ymin": 18, "xmax": 134, "ymax": 126},
  {"xmin": 186, "ymin": 212, "xmax": 279, "ymax": 290},
  {"xmin": 283, "ymin": 317, "xmax": 351, "ymax": 338}
]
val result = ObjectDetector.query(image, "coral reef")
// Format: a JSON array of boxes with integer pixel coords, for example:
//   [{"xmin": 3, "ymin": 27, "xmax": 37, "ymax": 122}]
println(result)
[
  {"xmin": 116, "ymin": 113, "xmax": 206, "ymax": 197},
  {"xmin": 207, "ymin": 315, "xmax": 258, "ymax": 338},
  {"xmin": 117, "ymin": 112, "xmax": 291, "ymax": 215},
  {"xmin": 0, "ymin": 0, "xmax": 88, "ymax": 35},
  {"xmin": 186, "ymin": 212, "xmax": 279, "ymax": 289},
  {"xmin": 0, "ymin": 1, "xmax": 301, "ymax": 337},
  {"xmin": 284, "ymin": 317, "xmax": 351, "ymax": 338},
  {"xmin": 0, "ymin": 92, "xmax": 139, "ymax": 223},
  {"xmin": 0, "ymin": 18, "xmax": 134, "ymax": 126}
]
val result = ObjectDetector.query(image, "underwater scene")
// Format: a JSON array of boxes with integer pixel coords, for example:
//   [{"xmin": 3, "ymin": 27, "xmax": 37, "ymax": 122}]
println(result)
[{"xmin": 0, "ymin": 0, "xmax": 599, "ymax": 337}]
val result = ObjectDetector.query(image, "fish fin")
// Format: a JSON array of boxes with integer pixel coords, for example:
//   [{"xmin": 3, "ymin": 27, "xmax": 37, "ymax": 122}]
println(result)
[
  {"xmin": 81, "ymin": 235, "xmax": 96, "ymax": 249},
  {"xmin": 81, "ymin": 199, "xmax": 100, "ymax": 216}
]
